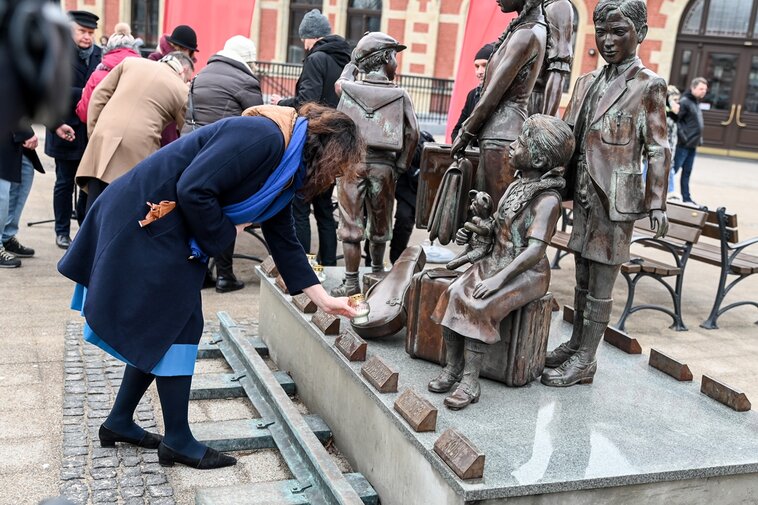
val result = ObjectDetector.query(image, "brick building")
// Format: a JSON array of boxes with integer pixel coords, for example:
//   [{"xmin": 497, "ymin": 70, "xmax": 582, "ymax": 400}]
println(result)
[{"xmin": 62, "ymin": 0, "xmax": 758, "ymax": 157}]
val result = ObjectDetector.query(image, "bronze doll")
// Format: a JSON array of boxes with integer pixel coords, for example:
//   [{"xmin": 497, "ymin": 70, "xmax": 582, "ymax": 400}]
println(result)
[
  {"xmin": 451, "ymin": 0, "xmax": 547, "ymax": 206},
  {"xmin": 332, "ymin": 32, "xmax": 419, "ymax": 296},
  {"xmin": 430, "ymin": 115, "xmax": 575, "ymax": 409},
  {"xmin": 542, "ymin": 0, "xmax": 670, "ymax": 387}
]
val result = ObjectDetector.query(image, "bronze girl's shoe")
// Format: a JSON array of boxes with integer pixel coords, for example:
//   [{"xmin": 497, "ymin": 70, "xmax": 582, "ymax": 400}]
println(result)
[
  {"xmin": 443, "ymin": 383, "xmax": 480, "ymax": 410},
  {"xmin": 157, "ymin": 442, "xmax": 237, "ymax": 469},
  {"xmin": 99, "ymin": 424, "xmax": 163, "ymax": 449}
]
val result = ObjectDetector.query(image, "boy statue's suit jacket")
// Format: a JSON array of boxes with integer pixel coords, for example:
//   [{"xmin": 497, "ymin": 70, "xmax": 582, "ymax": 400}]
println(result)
[{"xmin": 563, "ymin": 57, "xmax": 671, "ymax": 223}]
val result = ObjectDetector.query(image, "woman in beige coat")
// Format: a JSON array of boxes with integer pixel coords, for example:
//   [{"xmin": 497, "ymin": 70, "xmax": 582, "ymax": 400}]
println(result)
[{"xmin": 76, "ymin": 53, "xmax": 192, "ymax": 209}]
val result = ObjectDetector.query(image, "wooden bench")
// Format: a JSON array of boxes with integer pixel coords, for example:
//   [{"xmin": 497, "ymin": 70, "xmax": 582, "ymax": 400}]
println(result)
[
  {"xmin": 550, "ymin": 203, "xmax": 708, "ymax": 332},
  {"xmin": 690, "ymin": 207, "xmax": 758, "ymax": 329}
]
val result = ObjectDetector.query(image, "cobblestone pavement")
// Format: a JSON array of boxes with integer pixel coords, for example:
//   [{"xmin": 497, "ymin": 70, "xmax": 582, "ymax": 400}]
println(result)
[{"xmin": 60, "ymin": 322, "xmax": 175, "ymax": 505}]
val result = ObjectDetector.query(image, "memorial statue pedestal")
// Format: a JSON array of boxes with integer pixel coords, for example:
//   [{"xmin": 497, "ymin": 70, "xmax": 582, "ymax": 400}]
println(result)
[{"xmin": 257, "ymin": 266, "xmax": 758, "ymax": 505}]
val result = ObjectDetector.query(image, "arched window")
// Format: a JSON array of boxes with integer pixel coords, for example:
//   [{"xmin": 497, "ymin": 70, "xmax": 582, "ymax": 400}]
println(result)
[
  {"xmin": 346, "ymin": 0, "xmax": 382, "ymax": 48},
  {"xmin": 287, "ymin": 0, "xmax": 324, "ymax": 63},
  {"xmin": 679, "ymin": 0, "xmax": 758, "ymax": 39},
  {"xmin": 131, "ymin": 0, "xmax": 160, "ymax": 50}
]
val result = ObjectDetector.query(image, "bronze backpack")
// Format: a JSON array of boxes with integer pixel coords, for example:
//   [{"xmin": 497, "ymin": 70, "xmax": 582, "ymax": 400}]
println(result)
[{"xmin": 338, "ymin": 81, "xmax": 405, "ymax": 151}]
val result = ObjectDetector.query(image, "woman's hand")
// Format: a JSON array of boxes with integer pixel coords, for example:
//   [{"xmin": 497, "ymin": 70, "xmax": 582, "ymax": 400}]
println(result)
[
  {"xmin": 303, "ymin": 284, "xmax": 358, "ymax": 318},
  {"xmin": 472, "ymin": 277, "xmax": 502, "ymax": 299}
]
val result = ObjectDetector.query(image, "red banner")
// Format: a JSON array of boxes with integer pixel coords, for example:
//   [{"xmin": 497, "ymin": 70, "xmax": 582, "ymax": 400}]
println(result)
[
  {"xmin": 163, "ymin": 0, "xmax": 256, "ymax": 71},
  {"xmin": 445, "ymin": 5, "xmax": 512, "ymax": 142}
]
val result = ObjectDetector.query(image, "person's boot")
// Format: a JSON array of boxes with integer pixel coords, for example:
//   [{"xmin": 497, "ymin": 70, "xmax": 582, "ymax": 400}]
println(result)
[
  {"xmin": 545, "ymin": 288, "xmax": 587, "ymax": 368},
  {"xmin": 542, "ymin": 295, "xmax": 612, "ymax": 387},
  {"xmin": 3, "ymin": 237, "xmax": 34, "ymax": 258},
  {"xmin": 0, "ymin": 246, "xmax": 21, "ymax": 268},
  {"xmin": 428, "ymin": 329, "xmax": 464, "ymax": 393},
  {"xmin": 444, "ymin": 338, "xmax": 486, "ymax": 410},
  {"xmin": 331, "ymin": 271, "xmax": 360, "ymax": 297}
]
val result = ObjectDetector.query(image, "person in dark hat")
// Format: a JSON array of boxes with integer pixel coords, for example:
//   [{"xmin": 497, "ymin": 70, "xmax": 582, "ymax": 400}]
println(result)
[
  {"xmin": 451, "ymin": 43, "xmax": 494, "ymax": 143},
  {"xmin": 44, "ymin": 10, "xmax": 102, "ymax": 250},
  {"xmin": 149, "ymin": 25, "xmax": 199, "ymax": 62},
  {"xmin": 148, "ymin": 25, "xmax": 199, "ymax": 147},
  {"xmin": 270, "ymin": 9, "xmax": 352, "ymax": 269}
]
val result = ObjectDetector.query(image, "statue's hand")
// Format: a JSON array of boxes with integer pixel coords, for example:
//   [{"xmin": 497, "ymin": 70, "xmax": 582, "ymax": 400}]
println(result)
[
  {"xmin": 455, "ymin": 227, "xmax": 471, "ymax": 246},
  {"xmin": 472, "ymin": 277, "xmax": 500, "ymax": 299},
  {"xmin": 450, "ymin": 131, "xmax": 472, "ymax": 159},
  {"xmin": 649, "ymin": 209, "xmax": 669, "ymax": 239}
]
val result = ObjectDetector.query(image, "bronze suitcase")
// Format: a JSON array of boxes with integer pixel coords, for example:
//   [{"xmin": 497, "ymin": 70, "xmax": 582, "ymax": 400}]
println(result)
[
  {"xmin": 406, "ymin": 273, "xmax": 553, "ymax": 387},
  {"xmin": 415, "ymin": 143, "xmax": 480, "ymax": 229},
  {"xmin": 405, "ymin": 268, "xmax": 460, "ymax": 365}
]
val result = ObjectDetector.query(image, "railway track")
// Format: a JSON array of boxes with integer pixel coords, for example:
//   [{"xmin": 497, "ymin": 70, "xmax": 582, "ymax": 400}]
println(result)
[{"xmin": 187, "ymin": 312, "xmax": 378, "ymax": 505}]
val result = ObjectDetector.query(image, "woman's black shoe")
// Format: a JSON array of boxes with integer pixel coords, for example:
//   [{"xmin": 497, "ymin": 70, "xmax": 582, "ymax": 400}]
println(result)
[
  {"xmin": 99, "ymin": 424, "xmax": 163, "ymax": 449},
  {"xmin": 157, "ymin": 442, "xmax": 237, "ymax": 469}
]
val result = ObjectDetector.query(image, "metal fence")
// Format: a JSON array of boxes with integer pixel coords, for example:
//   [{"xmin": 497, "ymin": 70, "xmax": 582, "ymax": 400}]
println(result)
[{"xmin": 255, "ymin": 61, "xmax": 454, "ymax": 124}]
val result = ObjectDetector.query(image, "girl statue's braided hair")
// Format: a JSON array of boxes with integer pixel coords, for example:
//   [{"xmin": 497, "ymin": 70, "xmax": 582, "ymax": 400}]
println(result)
[{"xmin": 477, "ymin": 0, "xmax": 546, "ymax": 96}]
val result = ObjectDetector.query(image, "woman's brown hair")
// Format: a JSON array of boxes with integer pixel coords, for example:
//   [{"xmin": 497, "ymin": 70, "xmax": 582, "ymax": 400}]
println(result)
[{"xmin": 299, "ymin": 103, "xmax": 365, "ymax": 202}]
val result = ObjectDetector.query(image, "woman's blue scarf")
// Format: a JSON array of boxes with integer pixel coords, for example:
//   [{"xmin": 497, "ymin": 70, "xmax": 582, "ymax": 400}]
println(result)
[{"xmin": 189, "ymin": 117, "xmax": 308, "ymax": 262}]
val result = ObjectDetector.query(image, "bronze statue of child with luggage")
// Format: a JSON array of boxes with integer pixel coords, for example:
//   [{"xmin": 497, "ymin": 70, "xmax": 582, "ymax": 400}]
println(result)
[
  {"xmin": 429, "ymin": 114, "xmax": 575, "ymax": 410},
  {"xmin": 332, "ymin": 32, "xmax": 420, "ymax": 297},
  {"xmin": 446, "ymin": 190, "xmax": 496, "ymax": 270}
]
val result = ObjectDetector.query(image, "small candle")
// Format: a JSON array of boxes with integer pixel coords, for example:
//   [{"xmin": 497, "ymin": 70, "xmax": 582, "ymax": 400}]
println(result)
[
  {"xmin": 313, "ymin": 264, "xmax": 326, "ymax": 282},
  {"xmin": 349, "ymin": 293, "xmax": 371, "ymax": 325}
]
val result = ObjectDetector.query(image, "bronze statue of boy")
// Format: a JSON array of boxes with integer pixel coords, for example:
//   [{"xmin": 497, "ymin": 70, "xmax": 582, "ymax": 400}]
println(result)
[
  {"xmin": 542, "ymin": 0, "xmax": 670, "ymax": 387},
  {"xmin": 332, "ymin": 32, "xmax": 419, "ymax": 296},
  {"xmin": 430, "ymin": 114, "xmax": 575, "ymax": 410}
]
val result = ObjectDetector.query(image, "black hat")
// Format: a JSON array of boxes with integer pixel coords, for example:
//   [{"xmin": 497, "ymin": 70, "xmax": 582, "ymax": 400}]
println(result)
[
  {"xmin": 474, "ymin": 43, "xmax": 494, "ymax": 61},
  {"xmin": 68, "ymin": 10, "xmax": 99, "ymax": 29},
  {"xmin": 166, "ymin": 25, "xmax": 199, "ymax": 52}
]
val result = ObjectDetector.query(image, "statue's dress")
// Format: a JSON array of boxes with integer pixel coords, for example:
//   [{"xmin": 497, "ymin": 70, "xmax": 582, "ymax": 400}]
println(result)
[{"xmin": 432, "ymin": 173, "xmax": 563, "ymax": 343}]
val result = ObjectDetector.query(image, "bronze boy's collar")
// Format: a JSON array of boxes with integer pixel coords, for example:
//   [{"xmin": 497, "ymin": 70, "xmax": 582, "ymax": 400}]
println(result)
[{"xmin": 591, "ymin": 57, "xmax": 644, "ymax": 125}]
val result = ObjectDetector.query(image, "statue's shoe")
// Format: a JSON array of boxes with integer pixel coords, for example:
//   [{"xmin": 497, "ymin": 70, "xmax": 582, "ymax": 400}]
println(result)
[
  {"xmin": 351, "ymin": 245, "xmax": 426, "ymax": 339},
  {"xmin": 330, "ymin": 280, "xmax": 360, "ymax": 297},
  {"xmin": 443, "ymin": 383, "xmax": 480, "ymax": 410},
  {"xmin": 428, "ymin": 368, "xmax": 462, "ymax": 394},
  {"xmin": 541, "ymin": 354, "xmax": 597, "ymax": 387},
  {"xmin": 544, "ymin": 342, "xmax": 579, "ymax": 368}
]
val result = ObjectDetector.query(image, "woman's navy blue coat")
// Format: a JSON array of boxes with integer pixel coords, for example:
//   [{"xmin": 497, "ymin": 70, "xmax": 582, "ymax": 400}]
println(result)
[{"xmin": 58, "ymin": 116, "xmax": 318, "ymax": 373}]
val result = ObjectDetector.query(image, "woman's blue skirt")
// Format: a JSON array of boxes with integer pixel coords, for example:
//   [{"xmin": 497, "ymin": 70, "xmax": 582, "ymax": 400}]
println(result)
[{"xmin": 71, "ymin": 284, "xmax": 198, "ymax": 376}]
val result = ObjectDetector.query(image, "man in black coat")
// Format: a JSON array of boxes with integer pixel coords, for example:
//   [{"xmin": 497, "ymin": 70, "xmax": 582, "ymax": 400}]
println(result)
[
  {"xmin": 44, "ymin": 10, "xmax": 102, "ymax": 249},
  {"xmin": 451, "ymin": 44, "xmax": 493, "ymax": 143},
  {"xmin": 672, "ymin": 76, "xmax": 708, "ymax": 205},
  {"xmin": 271, "ymin": 9, "xmax": 351, "ymax": 266}
]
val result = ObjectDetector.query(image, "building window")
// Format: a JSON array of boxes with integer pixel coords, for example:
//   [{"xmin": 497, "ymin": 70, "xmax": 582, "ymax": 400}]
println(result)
[
  {"xmin": 681, "ymin": 0, "xmax": 705, "ymax": 35},
  {"xmin": 705, "ymin": 0, "xmax": 753, "ymax": 38},
  {"xmin": 131, "ymin": 0, "xmax": 160, "ymax": 49},
  {"xmin": 288, "ymin": 0, "xmax": 324, "ymax": 63},
  {"xmin": 346, "ymin": 0, "xmax": 382, "ymax": 48}
]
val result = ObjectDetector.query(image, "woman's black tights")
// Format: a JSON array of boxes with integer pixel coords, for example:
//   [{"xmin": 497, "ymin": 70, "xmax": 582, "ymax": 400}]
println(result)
[
  {"xmin": 104, "ymin": 365, "xmax": 155, "ymax": 440},
  {"xmin": 156, "ymin": 375, "xmax": 206, "ymax": 459},
  {"xmin": 105, "ymin": 367, "xmax": 206, "ymax": 459}
]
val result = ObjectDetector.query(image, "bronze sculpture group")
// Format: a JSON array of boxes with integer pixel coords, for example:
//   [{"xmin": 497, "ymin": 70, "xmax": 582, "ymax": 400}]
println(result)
[{"xmin": 322, "ymin": 0, "xmax": 670, "ymax": 409}]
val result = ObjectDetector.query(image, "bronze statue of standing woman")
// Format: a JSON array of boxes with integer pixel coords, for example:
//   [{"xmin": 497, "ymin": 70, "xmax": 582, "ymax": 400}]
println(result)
[{"xmin": 451, "ymin": 0, "xmax": 547, "ymax": 206}]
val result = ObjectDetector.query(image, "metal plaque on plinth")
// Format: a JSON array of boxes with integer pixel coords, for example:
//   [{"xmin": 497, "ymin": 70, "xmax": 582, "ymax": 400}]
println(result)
[
  {"xmin": 649, "ymin": 348, "xmax": 693, "ymax": 381},
  {"xmin": 335, "ymin": 329, "xmax": 367, "ymax": 361},
  {"xmin": 361, "ymin": 356, "xmax": 398, "ymax": 393},
  {"xmin": 312, "ymin": 309, "xmax": 340, "ymax": 335},
  {"xmin": 701, "ymin": 375, "xmax": 751, "ymax": 412},
  {"xmin": 274, "ymin": 275, "xmax": 288, "ymax": 294},
  {"xmin": 434, "ymin": 428, "xmax": 485, "ymax": 480},
  {"xmin": 293, "ymin": 293, "xmax": 317, "ymax": 314},
  {"xmin": 261, "ymin": 256, "xmax": 279, "ymax": 277},
  {"xmin": 394, "ymin": 388, "xmax": 436, "ymax": 432}
]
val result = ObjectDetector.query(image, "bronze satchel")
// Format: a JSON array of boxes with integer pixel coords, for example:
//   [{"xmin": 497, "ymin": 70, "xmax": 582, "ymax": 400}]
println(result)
[
  {"xmin": 338, "ymin": 82, "xmax": 405, "ymax": 151},
  {"xmin": 427, "ymin": 156, "xmax": 474, "ymax": 245}
]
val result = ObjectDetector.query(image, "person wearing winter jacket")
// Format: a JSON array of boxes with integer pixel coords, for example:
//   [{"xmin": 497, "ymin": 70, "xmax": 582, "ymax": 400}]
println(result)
[
  {"xmin": 672, "ymin": 77, "xmax": 708, "ymax": 205},
  {"xmin": 270, "ymin": 9, "xmax": 352, "ymax": 267},
  {"xmin": 182, "ymin": 36, "xmax": 264, "ymax": 293},
  {"xmin": 76, "ymin": 23, "xmax": 140, "ymax": 123}
]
